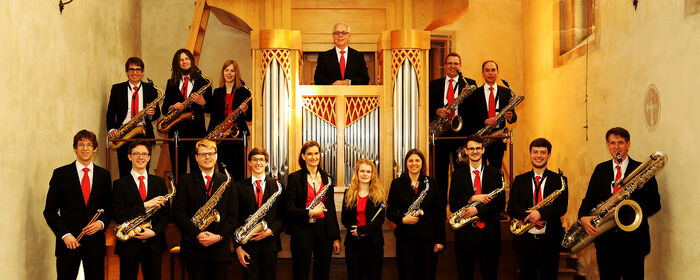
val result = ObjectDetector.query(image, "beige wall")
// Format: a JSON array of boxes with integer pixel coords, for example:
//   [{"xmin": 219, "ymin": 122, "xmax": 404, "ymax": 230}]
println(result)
[
  {"xmin": 0, "ymin": 0, "xmax": 140, "ymax": 278},
  {"xmin": 521, "ymin": 0, "xmax": 700, "ymax": 278}
]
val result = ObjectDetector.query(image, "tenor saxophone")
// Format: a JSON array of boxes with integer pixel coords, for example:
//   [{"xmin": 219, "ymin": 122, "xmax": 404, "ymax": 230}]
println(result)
[
  {"xmin": 234, "ymin": 181, "xmax": 283, "ymax": 245},
  {"xmin": 510, "ymin": 169, "xmax": 567, "ymax": 235},
  {"xmin": 428, "ymin": 73, "xmax": 477, "ymax": 141},
  {"xmin": 449, "ymin": 171, "xmax": 505, "ymax": 230},
  {"xmin": 108, "ymin": 79, "xmax": 165, "ymax": 150},
  {"xmin": 206, "ymin": 96, "xmax": 252, "ymax": 142},
  {"xmin": 115, "ymin": 175, "xmax": 176, "ymax": 241},
  {"xmin": 191, "ymin": 164, "xmax": 232, "ymax": 230},
  {"xmin": 561, "ymin": 152, "xmax": 667, "ymax": 253},
  {"xmin": 156, "ymin": 76, "xmax": 212, "ymax": 134}
]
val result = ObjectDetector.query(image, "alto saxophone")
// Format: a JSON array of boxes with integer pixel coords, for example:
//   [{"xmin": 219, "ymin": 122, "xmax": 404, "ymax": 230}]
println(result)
[
  {"xmin": 206, "ymin": 96, "xmax": 252, "ymax": 142},
  {"xmin": 234, "ymin": 181, "xmax": 283, "ymax": 245},
  {"xmin": 429, "ymin": 73, "xmax": 477, "ymax": 142},
  {"xmin": 510, "ymin": 169, "xmax": 567, "ymax": 235},
  {"xmin": 191, "ymin": 164, "xmax": 232, "ymax": 230},
  {"xmin": 561, "ymin": 152, "xmax": 667, "ymax": 253},
  {"xmin": 115, "ymin": 174, "xmax": 176, "ymax": 241},
  {"xmin": 405, "ymin": 177, "xmax": 430, "ymax": 217},
  {"xmin": 108, "ymin": 78, "xmax": 165, "ymax": 150},
  {"xmin": 156, "ymin": 75, "xmax": 212, "ymax": 134},
  {"xmin": 449, "ymin": 171, "xmax": 505, "ymax": 230},
  {"xmin": 306, "ymin": 177, "xmax": 333, "ymax": 223}
]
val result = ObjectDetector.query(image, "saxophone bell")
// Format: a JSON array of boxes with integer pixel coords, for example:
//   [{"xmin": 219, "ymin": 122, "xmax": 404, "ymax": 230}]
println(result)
[{"xmin": 450, "ymin": 115, "xmax": 463, "ymax": 133}]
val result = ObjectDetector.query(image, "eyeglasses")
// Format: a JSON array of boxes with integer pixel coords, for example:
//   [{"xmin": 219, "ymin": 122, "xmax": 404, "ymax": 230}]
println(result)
[
  {"xmin": 250, "ymin": 158, "xmax": 267, "ymax": 163},
  {"xmin": 333, "ymin": 31, "xmax": 350, "ymax": 37},
  {"xmin": 127, "ymin": 68, "xmax": 143, "ymax": 72},
  {"xmin": 197, "ymin": 152, "xmax": 217, "ymax": 157},
  {"xmin": 465, "ymin": 147, "xmax": 483, "ymax": 152},
  {"xmin": 130, "ymin": 153, "xmax": 150, "ymax": 158}
]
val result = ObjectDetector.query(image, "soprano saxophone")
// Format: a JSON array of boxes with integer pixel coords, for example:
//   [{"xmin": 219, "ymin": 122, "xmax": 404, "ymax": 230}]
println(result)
[
  {"xmin": 405, "ymin": 177, "xmax": 430, "ymax": 217},
  {"xmin": 156, "ymin": 75, "xmax": 212, "ymax": 134},
  {"xmin": 561, "ymin": 151, "xmax": 667, "ymax": 253},
  {"xmin": 449, "ymin": 171, "xmax": 505, "ymax": 230},
  {"xmin": 115, "ymin": 174, "xmax": 176, "ymax": 241},
  {"xmin": 108, "ymin": 78, "xmax": 165, "ymax": 150},
  {"xmin": 429, "ymin": 72, "xmax": 477, "ymax": 142},
  {"xmin": 510, "ymin": 169, "xmax": 567, "ymax": 235},
  {"xmin": 306, "ymin": 177, "xmax": 333, "ymax": 223},
  {"xmin": 191, "ymin": 164, "xmax": 232, "ymax": 230},
  {"xmin": 234, "ymin": 181, "xmax": 283, "ymax": 245}
]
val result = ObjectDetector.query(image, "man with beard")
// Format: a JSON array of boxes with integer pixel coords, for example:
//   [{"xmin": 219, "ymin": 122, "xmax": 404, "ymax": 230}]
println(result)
[{"xmin": 507, "ymin": 138, "xmax": 568, "ymax": 280}]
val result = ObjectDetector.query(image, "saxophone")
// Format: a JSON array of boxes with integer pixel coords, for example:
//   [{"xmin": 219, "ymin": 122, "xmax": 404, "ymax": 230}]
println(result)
[
  {"xmin": 234, "ymin": 181, "xmax": 283, "ymax": 245},
  {"xmin": 449, "ymin": 171, "xmax": 505, "ymax": 230},
  {"xmin": 191, "ymin": 164, "xmax": 232, "ymax": 230},
  {"xmin": 156, "ymin": 75, "xmax": 212, "ymax": 134},
  {"xmin": 306, "ymin": 177, "xmax": 333, "ymax": 223},
  {"xmin": 108, "ymin": 79, "xmax": 165, "ymax": 150},
  {"xmin": 206, "ymin": 96, "xmax": 252, "ymax": 142},
  {"xmin": 115, "ymin": 174, "xmax": 176, "ymax": 241},
  {"xmin": 561, "ymin": 151, "xmax": 667, "ymax": 253},
  {"xmin": 510, "ymin": 169, "xmax": 567, "ymax": 235},
  {"xmin": 405, "ymin": 177, "xmax": 430, "ymax": 217},
  {"xmin": 429, "ymin": 73, "xmax": 477, "ymax": 141}
]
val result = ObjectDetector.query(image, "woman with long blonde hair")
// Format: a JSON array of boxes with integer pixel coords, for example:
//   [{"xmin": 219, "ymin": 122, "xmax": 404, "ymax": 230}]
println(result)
[{"xmin": 341, "ymin": 158, "xmax": 386, "ymax": 280}]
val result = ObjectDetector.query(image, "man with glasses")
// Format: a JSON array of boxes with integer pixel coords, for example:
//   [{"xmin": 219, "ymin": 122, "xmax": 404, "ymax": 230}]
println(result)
[
  {"xmin": 172, "ymin": 139, "xmax": 236, "ymax": 280},
  {"xmin": 112, "ymin": 139, "xmax": 170, "ymax": 280},
  {"xmin": 106, "ymin": 57, "xmax": 161, "ymax": 177},
  {"xmin": 429, "ymin": 52, "xmax": 477, "ymax": 201},
  {"xmin": 313, "ymin": 22, "xmax": 370, "ymax": 85}
]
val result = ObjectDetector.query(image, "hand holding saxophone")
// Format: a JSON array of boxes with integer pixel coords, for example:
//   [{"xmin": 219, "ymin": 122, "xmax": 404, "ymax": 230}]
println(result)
[
  {"xmin": 470, "ymin": 193, "xmax": 492, "ymax": 204},
  {"xmin": 170, "ymin": 102, "xmax": 185, "ymax": 112},
  {"xmin": 579, "ymin": 216, "xmax": 599, "ymax": 236},
  {"xmin": 144, "ymin": 195, "xmax": 168, "ymax": 208},
  {"xmin": 133, "ymin": 227, "xmax": 156, "ymax": 239},
  {"xmin": 436, "ymin": 107, "xmax": 453, "ymax": 119},
  {"xmin": 524, "ymin": 210, "xmax": 542, "ymax": 224},
  {"xmin": 308, "ymin": 203, "xmax": 327, "ymax": 217},
  {"xmin": 249, "ymin": 228, "xmax": 273, "ymax": 241},
  {"xmin": 402, "ymin": 212, "xmax": 420, "ymax": 224},
  {"xmin": 191, "ymin": 91, "xmax": 206, "ymax": 106}
]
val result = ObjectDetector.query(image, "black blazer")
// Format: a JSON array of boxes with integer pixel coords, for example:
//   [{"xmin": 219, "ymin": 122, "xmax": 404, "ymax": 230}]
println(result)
[
  {"xmin": 43, "ymin": 162, "xmax": 112, "ymax": 258},
  {"xmin": 428, "ymin": 76, "xmax": 477, "ymax": 137},
  {"xmin": 205, "ymin": 85, "xmax": 252, "ymax": 136},
  {"xmin": 448, "ymin": 165, "xmax": 505, "ymax": 243},
  {"xmin": 507, "ymin": 169, "xmax": 568, "ymax": 246},
  {"xmin": 106, "ymin": 81, "xmax": 161, "ymax": 138},
  {"xmin": 283, "ymin": 168, "xmax": 340, "ymax": 240},
  {"xmin": 464, "ymin": 84, "xmax": 518, "ymax": 135},
  {"xmin": 341, "ymin": 190, "xmax": 386, "ymax": 248},
  {"xmin": 112, "ymin": 174, "xmax": 169, "ymax": 256},
  {"xmin": 386, "ymin": 176, "xmax": 446, "ymax": 245},
  {"xmin": 578, "ymin": 157, "xmax": 661, "ymax": 256},
  {"xmin": 314, "ymin": 47, "xmax": 369, "ymax": 85},
  {"xmin": 161, "ymin": 75, "xmax": 212, "ymax": 138},
  {"xmin": 172, "ymin": 172, "xmax": 236, "ymax": 262},
  {"xmin": 232, "ymin": 176, "xmax": 285, "ymax": 252}
]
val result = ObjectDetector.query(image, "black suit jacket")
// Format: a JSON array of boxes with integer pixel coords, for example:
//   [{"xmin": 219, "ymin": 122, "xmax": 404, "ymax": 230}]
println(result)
[
  {"xmin": 314, "ymin": 47, "xmax": 369, "ymax": 85},
  {"xmin": 464, "ymin": 84, "xmax": 518, "ymax": 135},
  {"xmin": 283, "ymin": 168, "xmax": 340, "ymax": 240},
  {"xmin": 43, "ymin": 162, "xmax": 112, "ymax": 258},
  {"xmin": 161, "ymin": 75, "xmax": 212, "ymax": 138},
  {"xmin": 205, "ymin": 85, "xmax": 252, "ymax": 135},
  {"xmin": 341, "ymin": 190, "xmax": 386, "ymax": 248},
  {"xmin": 508, "ymin": 169, "xmax": 568, "ymax": 247},
  {"xmin": 112, "ymin": 174, "xmax": 169, "ymax": 256},
  {"xmin": 232, "ymin": 176, "xmax": 285, "ymax": 252},
  {"xmin": 578, "ymin": 157, "xmax": 661, "ymax": 256},
  {"xmin": 172, "ymin": 172, "xmax": 236, "ymax": 262},
  {"xmin": 429, "ymin": 76, "xmax": 477, "ymax": 137},
  {"xmin": 448, "ymin": 165, "xmax": 505, "ymax": 243},
  {"xmin": 106, "ymin": 81, "xmax": 161, "ymax": 138},
  {"xmin": 386, "ymin": 176, "xmax": 446, "ymax": 244}
]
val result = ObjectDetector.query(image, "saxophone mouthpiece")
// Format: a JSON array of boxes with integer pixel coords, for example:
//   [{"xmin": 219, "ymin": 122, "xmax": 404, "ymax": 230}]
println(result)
[
  {"xmin": 615, "ymin": 152, "xmax": 622, "ymax": 164},
  {"xmin": 501, "ymin": 79, "xmax": 510, "ymax": 88},
  {"xmin": 457, "ymin": 71, "xmax": 464, "ymax": 77}
]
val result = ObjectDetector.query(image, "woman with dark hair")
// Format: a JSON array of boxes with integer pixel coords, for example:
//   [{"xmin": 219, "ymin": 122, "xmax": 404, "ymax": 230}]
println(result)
[
  {"xmin": 161, "ymin": 48, "xmax": 212, "ymax": 175},
  {"xmin": 205, "ymin": 59, "xmax": 251, "ymax": 181},
  {"xmin": 284, "ymin": 140, "xmax": 341, "ymax": 280},
  {"xmin": 386, "ymin": 149, "xmax": 446, "ymax": 280},
  {"xmin": 341, "ymin": 158, "xmax": 386, "ymax": 280}
]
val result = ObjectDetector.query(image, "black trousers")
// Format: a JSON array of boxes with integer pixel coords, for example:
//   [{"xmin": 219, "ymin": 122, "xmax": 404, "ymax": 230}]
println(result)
[
  {"xmin": 56, "ymin": 254, "xmax": 104, "ymax": 280},
  {"xmin": 514, "ymin": 234, "xmax": 560, "ymax": 280},
  {"xmin": 118, "ymin": 245, "xmax": 162, "ymax": 280},
  {"xmin": 238, "ymin": 244, "xmax": 278, "ymax": 280},
  {"xmin": 290, "ymin": 222, "xmax": 333, "ymax": 280},
  {"xmin": 116, "ymin": 135, "xmax": 149, "ymax": 178},
  {"xmin": 484, "ymin": 140, "xmax": 506, "ymax": 171},
  {"xmin": 455, "ymin": 228, "xmax": 500, "ymax": 280},
  {"xmin": 216, "ymin": 139, "xmax": 246, "ymax": 182},
  {"xmin": 185, "ymin": 261, "xmax": 228, "ymax": 280},
  {"xmin": 168, "ymin": 138, "xmax": 199, "ymax": 176},
  {"xmin": 395, "ymin": 237, "xmax": 437, "ymax": 280},
  {"xmin": 596, "ymin": 245, "xmax": 645, "ymax": 280},
  {"xmin": 345, "ymin": 238, "xmax": 383, "ymax": 280},
  {"xmin": 434, "ymin": 138, "xmax": 463, "ymax": 200}
]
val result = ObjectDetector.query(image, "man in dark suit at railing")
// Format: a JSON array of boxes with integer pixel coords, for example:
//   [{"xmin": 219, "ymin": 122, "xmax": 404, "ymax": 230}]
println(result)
[{"xmin": 314, "ymin": 23, "xmax": 370, "ymax": 86}]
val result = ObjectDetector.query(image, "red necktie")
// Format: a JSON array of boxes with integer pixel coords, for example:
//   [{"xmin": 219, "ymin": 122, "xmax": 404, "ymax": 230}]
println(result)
[
  {"xmin": 339, "ymin": 50, "xmax": 346, "ymax": 80},
  {"xmin": 205, "ymin": 175, "xmax": 212, "ymax": 197},
  {"xmin": 131, "ymin": 86, "xmax": 139, "ymax": 118},
  {"xmin": 473, "ymin": 170, "xmax": 485, "ymax": 229},
  {"xmin": 81, "ymin": 167, "xmax": 90, "ymax": 206},
  {"xmin": 447, "ymin": 79, "xmax": 455, "ymax": 118},
  {"xmin": 138, "ymin": 176, "xmax": 147, "ymax": 201},
  {"xmin": 488, "ymin": 86, "xmax": 496, "ymax": 118},
  {"xmin": 534, "ymin": 175, "xmax": 544, "ymax": 229},
  {"xmin": 255, "ymin": 180, "xmax": 263, "ymax": 207},
  {"xmin": 613, "ymin": 165, "xmax": 622, "ymax": 194},
  {"xmin": 181, "ymin": 76, "xmax": 189, "ymax": 99}
]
